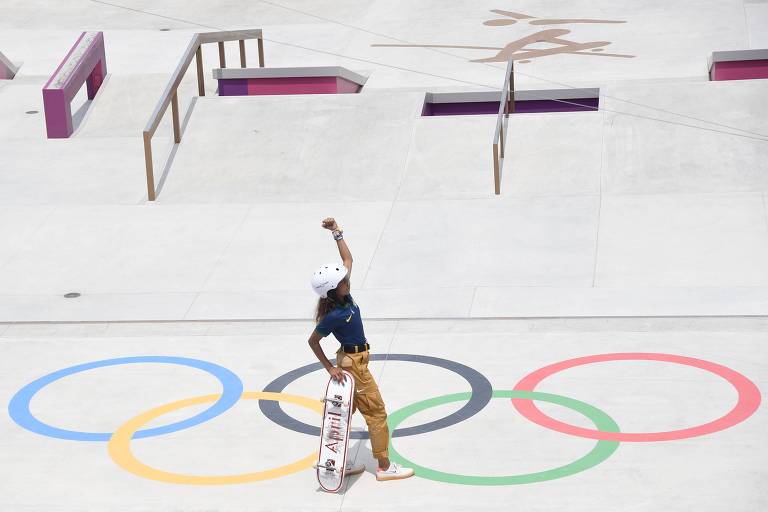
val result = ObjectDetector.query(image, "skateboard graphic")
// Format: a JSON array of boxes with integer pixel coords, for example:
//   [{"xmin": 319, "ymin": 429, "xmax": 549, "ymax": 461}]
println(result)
[{"xmin": 316, "ymin": 369, "xmax": 355, "ymax": 492}]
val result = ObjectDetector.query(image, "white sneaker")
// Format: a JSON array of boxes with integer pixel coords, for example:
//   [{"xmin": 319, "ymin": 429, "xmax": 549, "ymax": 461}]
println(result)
[
  {"xmin": 376, "ymin": 462, "xmax": 414, "ymax": 481},
  {"xmin": 345, "ymin": 461, "xmax": 365, "ymax": 476}
]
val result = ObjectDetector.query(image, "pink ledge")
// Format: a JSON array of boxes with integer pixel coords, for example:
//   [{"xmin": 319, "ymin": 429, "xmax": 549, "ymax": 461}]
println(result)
[
  {"xmin": 42, "ymin": 31, "xmax": 108, "ymax": 138},
  {"xmin": 711, "ymin": 60, "xmax": 768, "ymax": 81},
  {"xmin": 213, "ymin": 66, "xmax": 367, "ymax": 96},
  {"xmin": 245, "ymin": 76, "xmax": 361, "ymax": 95}
]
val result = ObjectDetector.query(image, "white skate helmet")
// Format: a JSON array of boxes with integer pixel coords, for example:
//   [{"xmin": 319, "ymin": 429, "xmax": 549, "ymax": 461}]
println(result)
[{"xmin": 310, "ymin": 263, "xmax": 348, "ymax": 298}]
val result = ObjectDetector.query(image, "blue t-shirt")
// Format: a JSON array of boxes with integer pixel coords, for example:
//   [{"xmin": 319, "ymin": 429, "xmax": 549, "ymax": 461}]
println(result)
[{"xmin": 315, "ymin": 294, "xmax": 367, "ymax": 347}]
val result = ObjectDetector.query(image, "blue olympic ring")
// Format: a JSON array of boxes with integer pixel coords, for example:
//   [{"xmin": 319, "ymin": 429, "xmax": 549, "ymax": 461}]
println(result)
[{"xmin": 8, "ymin": 356, "xmax": 243, "ymax": 442}]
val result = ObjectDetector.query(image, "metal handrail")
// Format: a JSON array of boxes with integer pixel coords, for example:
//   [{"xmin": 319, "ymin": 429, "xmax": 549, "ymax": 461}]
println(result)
[
  {"xmin": 143, "ymin": 29, "xmax": 265, "ymax": 201},
  {"xmin": 492, "ymin": 59, "xmax": 515, "ymax": 195}
]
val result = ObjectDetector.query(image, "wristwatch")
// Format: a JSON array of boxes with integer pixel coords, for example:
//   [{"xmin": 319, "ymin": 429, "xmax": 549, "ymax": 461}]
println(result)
[{"xmin": 332, "ymin": 229, "xmax": 344, "ymax": 240}]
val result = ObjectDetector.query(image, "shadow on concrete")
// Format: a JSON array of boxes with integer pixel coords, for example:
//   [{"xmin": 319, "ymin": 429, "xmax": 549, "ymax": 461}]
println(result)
[
  {"xmin": 155, "ymin": 96, "xmax": 198, "ymax": 198},
  {"xmin": 71, "ymin": 98, "xmax": 92, "ymax": 133},
  {"xmin": 70, "ymin": 74, "xmax": 112, "ymax": 136},
  {"xmin": 341, "ymin": 437, "xmax": 379, "ymax": 494},
  {"xmin": 312, "ymin": 437, "xmax": 376, "ymax": 495}
]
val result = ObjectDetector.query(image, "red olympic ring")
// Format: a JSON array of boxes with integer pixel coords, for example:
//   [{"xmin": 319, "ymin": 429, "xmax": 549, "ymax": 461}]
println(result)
[{"xmin": 512, "ymin": 353, "xmax": 761, "ymax": 442}]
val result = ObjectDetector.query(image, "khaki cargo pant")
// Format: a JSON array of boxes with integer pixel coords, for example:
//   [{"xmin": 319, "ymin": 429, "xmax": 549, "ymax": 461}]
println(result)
[{"xmin": 336, "ymin": 349, "xmax": 389, "ymax": 459}]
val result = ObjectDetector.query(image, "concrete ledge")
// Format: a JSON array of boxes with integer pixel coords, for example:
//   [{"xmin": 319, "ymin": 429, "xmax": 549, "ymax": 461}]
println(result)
[
  {"xmin": 710, "ymin": 49, "xmax": 768, "ymax": 63},
  {"xmin": 472, "ymin": 286, "xmax": 768, "ymax": 318},
  {"xmin": 2, "ymin": 286, "xmax": 768, "ymax": 322},
  {"xmin": 425, "ymin": 88, "xmax": 600, "ymax": 104},
  {"xmin": 4, "ymin": 316, "xmax": 768, "ymax": 338},
  {"xmin": 212, "ymin": 66, "xmax": 368, "ymax": 86},
  {"xmin": 186, "ymin": 287, "xmax": 475, "ymax": 320},
  {"xmin": 0, "ymin": 293, "xmax": 196, "ymax": 322},
  {"xmin": 422, "ymin": 88, "xmax": 600, "ymax": 115}
]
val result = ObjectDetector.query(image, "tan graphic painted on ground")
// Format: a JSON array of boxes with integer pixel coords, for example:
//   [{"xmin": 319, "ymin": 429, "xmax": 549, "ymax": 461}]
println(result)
[{"xmin": 372, "ymin": 9, "xmax": 635, "ymax": 63}]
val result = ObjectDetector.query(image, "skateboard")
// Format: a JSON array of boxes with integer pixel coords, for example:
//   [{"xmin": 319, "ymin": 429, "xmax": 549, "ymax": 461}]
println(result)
[{"xmin": 316, "ymin": 369, "xmax": 355, "ymax": 492}]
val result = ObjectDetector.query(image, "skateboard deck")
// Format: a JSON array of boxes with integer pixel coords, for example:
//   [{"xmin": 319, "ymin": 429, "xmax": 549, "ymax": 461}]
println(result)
[{"xmin": 316, "ymin": 370, "xmax": 355, "ymax": 492}]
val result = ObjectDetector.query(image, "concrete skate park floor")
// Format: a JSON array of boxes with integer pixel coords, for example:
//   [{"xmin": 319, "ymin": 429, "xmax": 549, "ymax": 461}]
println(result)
[
  {"xmin": 2, "ymin": 0, "xmax": 768, "ymax": 509},
  {"xmin": 1, "ymin": 317, "xmax": 766, "ymax": 511}
]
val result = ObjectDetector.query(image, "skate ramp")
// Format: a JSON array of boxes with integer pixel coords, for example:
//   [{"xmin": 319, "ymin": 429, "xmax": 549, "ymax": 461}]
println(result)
[
  {"xmin": 1, "ymin": 77, "xmax": 768, "ymax": 321},
  {"xmin": 157, "ymin": 91, "xmax": 424, "ymax": 203},
  {"xmin": 1, "ymin": 0, "xmax": 768, "ymax": 507},
  {"xmin": 0, "ymin": 0, "xmax": 767, "ymax": 322}
]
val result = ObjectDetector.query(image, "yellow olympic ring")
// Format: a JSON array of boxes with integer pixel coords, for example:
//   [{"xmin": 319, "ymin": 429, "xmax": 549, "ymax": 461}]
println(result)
[{"xmin": 108, "ymin": 391, "xmax": 322, "ymax": 485}]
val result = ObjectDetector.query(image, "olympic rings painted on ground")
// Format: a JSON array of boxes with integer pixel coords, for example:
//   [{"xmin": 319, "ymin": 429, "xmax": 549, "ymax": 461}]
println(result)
[
  {"xmin": 8, "ymin": 356, "xmax": 243, "ymax": 441},
  {"xmin": 259, "ymin": 354, "xmax": 492, "ymax": 439},
  {"xmin": 388, "ymin": 390, "xmax": 620, "ymax": 485},
  {"xmin": 512, "ymin": 353, "xmax": 762, "ymax": 442},
  {"xmin": 108, "ymin": 392, "xmax": 322, "ymax": 484},
  {"xmin": 6, "ymin": 352, "xmax": 762, "ymax": 487}
]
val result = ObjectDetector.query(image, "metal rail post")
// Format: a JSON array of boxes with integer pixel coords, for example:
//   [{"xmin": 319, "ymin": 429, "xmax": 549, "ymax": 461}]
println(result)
[
  {"xmin": 509, "ymin": 61, "xmax": 515, "ymax": 115},
  {"xmin": 218, "ymin": 41, "xmax": 226, "ymax": 68},
  {"xmin": 143, "ymin": 131, "xmax": 156, "ymax": 201},
  {"xmin": 171, "ymin": 91, "xmax": 181, "ymax": 143},
  {"xmin": 195, "ymin": 46, "xmax": 205, "ymax": 96},
  {"xmin": 239, "ymin": 40, "xmax": 246, "ymax": 67}
]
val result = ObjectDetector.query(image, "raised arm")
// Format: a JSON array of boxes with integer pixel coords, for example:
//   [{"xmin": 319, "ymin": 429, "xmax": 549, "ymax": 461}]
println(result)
[{"xmin": 322, "ymin": 217, "xmax": 352, "ymax": 275}]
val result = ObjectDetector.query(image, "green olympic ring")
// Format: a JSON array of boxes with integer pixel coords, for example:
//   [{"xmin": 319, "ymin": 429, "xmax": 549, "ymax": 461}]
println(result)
[{"xmin": 387, "ymin": 390, "xmax": 620, "ymax": 485}]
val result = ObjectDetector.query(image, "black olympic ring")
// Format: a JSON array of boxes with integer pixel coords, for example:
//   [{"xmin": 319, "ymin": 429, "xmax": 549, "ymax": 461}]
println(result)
[{"xmin": 259, "ymin": 353, "xmax": 493, "ymax": 439}]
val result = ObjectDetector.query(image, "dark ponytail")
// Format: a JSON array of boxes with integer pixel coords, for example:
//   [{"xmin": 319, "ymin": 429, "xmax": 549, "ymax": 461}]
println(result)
[{"xmin": 315, "ymin": 289, "xmax": 340, "ymax": 323}]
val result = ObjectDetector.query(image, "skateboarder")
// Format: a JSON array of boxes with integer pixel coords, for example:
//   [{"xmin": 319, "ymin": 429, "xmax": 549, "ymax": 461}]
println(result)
[{"xmin": 308, "ymin": 217, "xmax": 414, "ymax": 482}]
